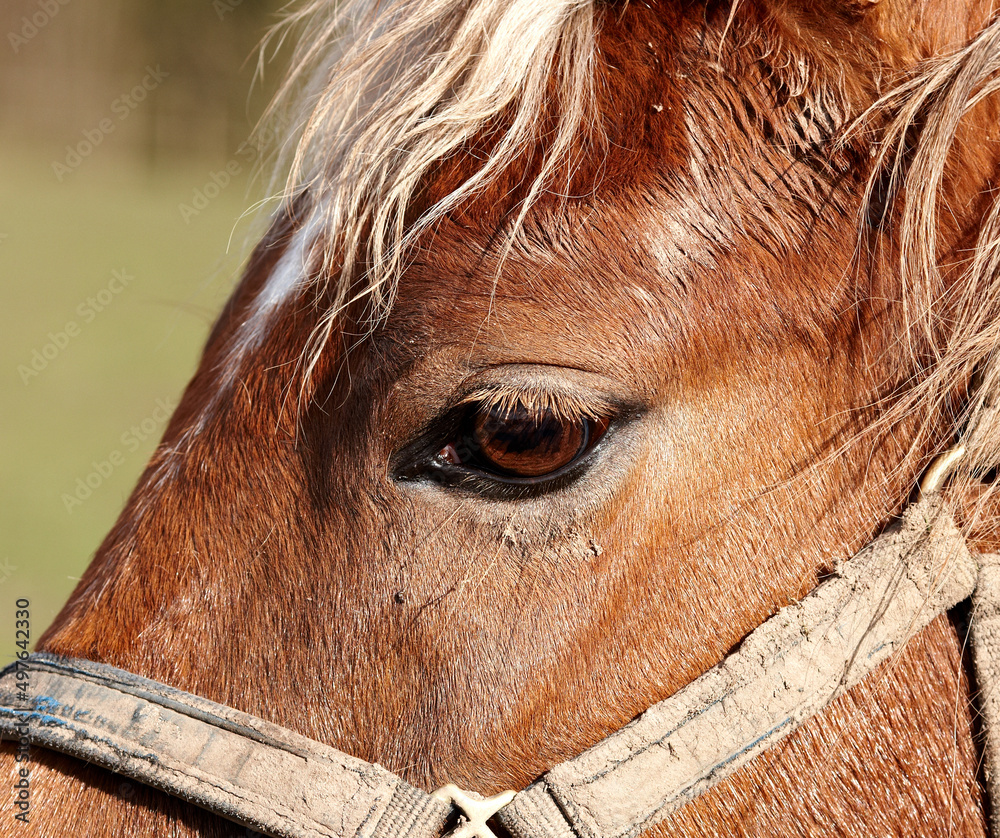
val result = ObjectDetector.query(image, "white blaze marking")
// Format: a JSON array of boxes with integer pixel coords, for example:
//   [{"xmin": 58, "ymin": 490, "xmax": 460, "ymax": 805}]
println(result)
[{"xmin": 223, "ymin": 208, "xmax": 324, "ymax": 381}]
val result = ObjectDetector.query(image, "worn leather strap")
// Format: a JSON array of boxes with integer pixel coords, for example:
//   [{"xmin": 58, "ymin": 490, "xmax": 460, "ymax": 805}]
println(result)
[
  {"xmin": 973, "ymin": 552, "xmax": 1000, "ymax": 837},
  {"xmin": 0, "ymin": 495, "xmax": 982, "ymax": 838},
  {"xmin": 0, "ymin": 655, "xmax": 450, "ymax": 838}
]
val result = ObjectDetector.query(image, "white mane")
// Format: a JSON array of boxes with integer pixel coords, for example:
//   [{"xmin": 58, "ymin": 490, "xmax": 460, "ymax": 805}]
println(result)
[
  {"xmin": 853, "ymin": 16, "xmax": 1000, "ymax": 507},
  {"xmin": 265, "ymin": 0, "xmax": 599, "ymax": 339}
]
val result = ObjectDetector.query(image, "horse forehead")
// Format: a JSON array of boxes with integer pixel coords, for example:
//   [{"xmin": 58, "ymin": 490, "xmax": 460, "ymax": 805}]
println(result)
[
  {"xmin": 388, "ymin": 6, "xmax": 707, "ymax": 305},
  {"xmin": 388, "ymin": 69, "xmax": 774, "ymax": 353},
  {"xmin": 388, "ymin": 200, "xmax": 696, "ymax": 372},
  {"xmin": 319, "ymin": 0, "xmax": 854, "ymax": 401},
  {"xmin": 385, "ymin": 87, "xmax": 755, "ymax": 365}
]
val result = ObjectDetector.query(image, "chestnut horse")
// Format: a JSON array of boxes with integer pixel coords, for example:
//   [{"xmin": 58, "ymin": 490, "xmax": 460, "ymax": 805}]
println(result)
[{"xmin": 7, "ymin": 0, "xmax": 1000, "ymax": 834}]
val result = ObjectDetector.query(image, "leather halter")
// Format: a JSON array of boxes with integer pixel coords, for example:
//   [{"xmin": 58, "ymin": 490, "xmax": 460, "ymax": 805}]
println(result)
[{"xmin": 3, "ymin": 484, "xmax": 997, "ymax": 837}]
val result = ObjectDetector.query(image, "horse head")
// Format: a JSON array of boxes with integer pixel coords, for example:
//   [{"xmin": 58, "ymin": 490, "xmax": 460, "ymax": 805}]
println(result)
[{"xmin": 11, "ymin": 0, "xmax": 1000, "ymax": 835}]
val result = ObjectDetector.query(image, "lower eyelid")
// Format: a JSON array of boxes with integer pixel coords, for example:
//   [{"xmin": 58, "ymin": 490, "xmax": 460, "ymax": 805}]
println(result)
[{"xmin": 433, "ymin": 437, "xmax": 607, "ymax": 495}]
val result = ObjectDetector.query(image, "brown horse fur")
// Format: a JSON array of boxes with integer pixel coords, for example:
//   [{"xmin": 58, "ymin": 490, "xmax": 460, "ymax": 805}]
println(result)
[{"xmin": 7, "ymin": 0, "xmax": 1000, "ymax": 835}]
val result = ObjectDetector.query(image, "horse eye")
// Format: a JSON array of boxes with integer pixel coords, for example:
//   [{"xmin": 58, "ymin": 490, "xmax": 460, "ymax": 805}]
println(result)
[{"xmin": 440, "ymin": 402, "xmax": 610, "ymax": 481}]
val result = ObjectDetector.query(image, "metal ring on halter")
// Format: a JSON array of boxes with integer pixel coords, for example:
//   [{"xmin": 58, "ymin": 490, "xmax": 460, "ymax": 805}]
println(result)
[
  {"xmin": 431, "ymin": 785, "xmax": 517, "ymax": 838},
  {"xmin": 919, "ymin": 445, "xmax": 967, "ymax": 495}
]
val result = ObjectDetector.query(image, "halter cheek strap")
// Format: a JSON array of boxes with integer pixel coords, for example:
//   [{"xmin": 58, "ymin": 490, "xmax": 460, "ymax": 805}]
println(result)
[
  {"xmin": 499, "ymin": 495, "xmax": 980, "ymax": 838},
  {"xmin": 0, "ymin": 493, "xmax": 988, "ymax": 838},
  {"xmin": 973, "ymin": 552, "xmax": 1000, "ymax": 836}
]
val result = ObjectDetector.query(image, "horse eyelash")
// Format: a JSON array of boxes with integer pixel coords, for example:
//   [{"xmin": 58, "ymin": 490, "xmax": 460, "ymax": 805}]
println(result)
[{"xmin": 458, "ymin": 385, "xmax": 616, "ymax": 424}]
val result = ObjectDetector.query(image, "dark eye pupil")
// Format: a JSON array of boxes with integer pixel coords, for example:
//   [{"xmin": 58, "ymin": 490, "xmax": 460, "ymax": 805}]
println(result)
[{"xmin": 472, "ymin": 403, "xmax": 589, "ymax": 478}]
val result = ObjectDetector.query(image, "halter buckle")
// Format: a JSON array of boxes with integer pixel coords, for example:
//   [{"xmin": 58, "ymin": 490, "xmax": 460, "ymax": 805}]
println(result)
[{"xmin": 432, "ymin": 784, "xmax": 516, "ymax": 838}]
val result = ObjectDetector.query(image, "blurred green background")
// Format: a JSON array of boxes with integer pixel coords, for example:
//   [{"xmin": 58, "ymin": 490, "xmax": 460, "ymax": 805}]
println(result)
[{"xmin": 0, "ymin": 0, "xmax": 292, "ymax": 657}]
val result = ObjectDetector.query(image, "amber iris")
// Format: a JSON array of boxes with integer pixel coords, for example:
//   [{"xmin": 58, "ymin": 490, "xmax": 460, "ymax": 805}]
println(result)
[{"xmin": 470, "ymin": 402, "xmax": 608, "ymax": 479}]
